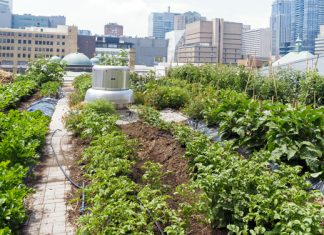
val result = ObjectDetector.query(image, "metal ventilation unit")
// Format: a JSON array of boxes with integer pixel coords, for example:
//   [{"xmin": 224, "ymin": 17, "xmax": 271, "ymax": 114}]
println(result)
[{"xmin": 85, "ymin": 65, "xmax": 134, "ymax": 109}]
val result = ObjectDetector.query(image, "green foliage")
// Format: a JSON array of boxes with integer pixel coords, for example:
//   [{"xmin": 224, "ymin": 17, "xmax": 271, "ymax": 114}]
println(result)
[
  {"xmin": 137, "ymin": 106, "xmax": 324, "ymax": 234},
  {"xmin": 0, "ymin": 162, "xmax": 30, "ymax": 233},
  {"xmin": 23, "ymin": 58, "xmax": 66, "ymax": 84},
  {"xmin": 85, "ymin": 99, "xmax": 116, "ymax": 115},
  {"xmin": 40, "ymin": 81, "xmax": 61, "ymax": 98},
  {"xmin": 0, "ymin": 110, "xmax": 49, "ymax": 233},
  {"xmin": 300, "ymin": 71, "xmax": 324, "ymax": 106},
  {"xmin": 0, "ymin": 80, "xmax": 38, "ymax": 111},
  {"xmin": 0, "ymin": 59, "xmax": 65, "ymax": 111},
  {"xmin": 65, "ymin": 105, "xmax": 117, "ymax": 142},
  {"xmin": 66, "ymin": 102, "xmax": 186, "ymax": 234},
  {"xmin": 69, "ymin": 74, "xmax": 92, "ymax": 107},
  {"xmin": 144, "ymin": 86, "xmax": 190, "ymax": 110},
  {"xmin": 194, "ymin": 145, "xmax": 323, "ymax": 234},
  {"xmin": 99, "ymin": 50, "xmax": 128, "ymax": 66},
  {"xmin": 0, "ymin": 110, "xmax": 49, "ymax": 166},
  {"xmin": 130, "ymin": 71, "xmax": 155, "ymax": 93}
]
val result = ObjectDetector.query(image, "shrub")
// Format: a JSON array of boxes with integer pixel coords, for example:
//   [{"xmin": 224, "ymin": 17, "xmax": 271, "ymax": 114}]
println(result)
[
  {"xmin": 144, "ymin": 86, "xmax": 189, "ymax": 110},
  {"xmin": 40, "ymin": 81, "xmax": 61, "ymax": 98},
  {"xmin": 69, "ymin": 74, "xmax": 92, "ymax": 106}
]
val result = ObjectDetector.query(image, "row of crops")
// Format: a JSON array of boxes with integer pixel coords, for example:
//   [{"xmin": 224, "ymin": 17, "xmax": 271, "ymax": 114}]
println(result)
[
  {"xmin": 65, "ymin": 94, "xmax": 188, "ymax": 234},
  {"xmin": 66, "ymin": 65, "xmax": 323, "ymax": 234},
  {"xmin": 0, "ymin": 60, "xmax": 65, "ymax": 234},
  {"xmin": 129, "ymin": 65, "xmax": 324, "ymax": 233}
]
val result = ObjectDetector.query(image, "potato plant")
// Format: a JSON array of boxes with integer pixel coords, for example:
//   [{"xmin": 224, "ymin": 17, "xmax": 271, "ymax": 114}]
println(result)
[{"xmin": 65, "ymin": 101, "xmax": 186, "ymax": 234}]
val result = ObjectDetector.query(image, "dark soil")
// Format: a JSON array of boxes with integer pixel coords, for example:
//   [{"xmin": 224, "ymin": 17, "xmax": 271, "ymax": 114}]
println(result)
[
  {"xmin": 65, "ymin": 137, "xmax": 86, "ymax": 228},
  {"xmin": 120, "ymin": 121, "xmax": 216, "ymax": 235}
]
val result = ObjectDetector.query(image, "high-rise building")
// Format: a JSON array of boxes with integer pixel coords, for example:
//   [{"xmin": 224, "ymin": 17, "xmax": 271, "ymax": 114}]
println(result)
[
  {"xmin": 272, "ymin": 0, "xmax": 324, "ymax": 55},
  {"xmin": 148, "ymin": 7, "xmax": 180, "ymax": 39},
  {"xmin": 0, "ymin": 25, "xmax": 78, "ymax": 72},
  {"xmin": 104, "ymin": 23, "xmax": 123, "ymax": 37},
  {"xmin": 12, "ymin": 14, "xmax": 66, "ymax": 29},
  {"xmin": 0, "ymin": 0, "xmax": 12, "ymax": 28},
  {"xmin": 242, "ymin": 28, "xmax": 272, "ymax": 58},
  {"xmin": 271, "ymin": 0, "xmax": 292, "ymax": 56},
  {"xmin": 177, "ymin": 19, "xmax": 243, "ymax": 64},
  {"xmin": 315, "ymin": 25, "xmax": 324, "ymax": 54},
  {"xmin": 174, "ymin": 11, "xmax": 205, "ymax": 30}
]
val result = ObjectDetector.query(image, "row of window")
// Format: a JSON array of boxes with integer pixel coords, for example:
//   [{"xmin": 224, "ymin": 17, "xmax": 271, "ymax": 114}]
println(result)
[
  {"xmin": 0, "ymin": 38, "xmax": 66, "ymax": 46},
  {"xmin": 0, "ymin": 31, "xmax": 66, "ymax": 39},
  {"xmin": 1, "ymin": 51, "xmax": 64, "ymax": 58},
  {"xmin": 0, "ymin": 46, "xmax": 65, "ymax": 51}
]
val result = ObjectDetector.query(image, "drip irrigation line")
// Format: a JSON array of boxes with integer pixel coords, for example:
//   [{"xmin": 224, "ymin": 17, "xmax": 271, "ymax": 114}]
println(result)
[{"xmin": 135, "ymin": 196, "xmax": 165, "ymax": 235}]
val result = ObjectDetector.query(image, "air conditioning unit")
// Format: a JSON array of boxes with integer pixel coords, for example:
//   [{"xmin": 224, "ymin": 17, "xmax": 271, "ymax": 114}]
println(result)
[{"xmin": 85, "ymin": 65, "xmax": 134, "ymax": 109}]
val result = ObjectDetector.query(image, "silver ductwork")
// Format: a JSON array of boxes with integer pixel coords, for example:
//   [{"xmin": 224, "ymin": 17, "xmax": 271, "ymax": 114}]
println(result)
[{"xmin": 85, "ymin": 65, "xmax": 134, "ymax": 109}]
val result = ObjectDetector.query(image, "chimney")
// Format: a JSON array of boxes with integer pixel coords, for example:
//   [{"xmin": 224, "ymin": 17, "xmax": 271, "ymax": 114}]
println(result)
[{"xmin": 168, "ymin": 6, "xmax": 171, "ymax": 13}]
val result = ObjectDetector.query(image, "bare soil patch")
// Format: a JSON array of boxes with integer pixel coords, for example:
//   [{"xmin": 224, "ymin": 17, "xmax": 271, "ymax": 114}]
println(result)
[{"xmin": 120, "ymin": 121, "xmax": 216, "ymax": 235}]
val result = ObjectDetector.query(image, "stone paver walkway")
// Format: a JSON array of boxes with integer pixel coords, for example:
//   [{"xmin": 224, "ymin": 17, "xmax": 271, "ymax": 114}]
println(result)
[{"xmin": 23, "ymin": 82, "xmax": 75, "ymax": 235}]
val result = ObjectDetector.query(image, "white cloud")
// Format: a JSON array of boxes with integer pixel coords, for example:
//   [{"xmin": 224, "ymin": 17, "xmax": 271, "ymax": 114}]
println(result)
[{"xmin": 13, "ymin": 0, "xmax": 273, "ymax": 36}]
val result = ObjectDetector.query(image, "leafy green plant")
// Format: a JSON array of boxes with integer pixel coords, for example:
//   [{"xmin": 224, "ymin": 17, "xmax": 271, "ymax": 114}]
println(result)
[
  {"xmin": 40, "ymin": 81, "xmax": 61, "ymax": 98},
  {"xmin": 0, "ymin": 110, "xmax": 49, "ymax": 166},
  {"xmin": 68, "ymin": 74, "xmax": 92, "ymax": 107},
  {"xmin": 65, "ymin": 103, "xmax": 186, "ymax": 234},
  {"xmin": 144, "ymin": 86, "xmax": 189, "ymax": 110},
  {"xmin": 99, "ymin": 50, "xmax": 128, "ymax": 66}
]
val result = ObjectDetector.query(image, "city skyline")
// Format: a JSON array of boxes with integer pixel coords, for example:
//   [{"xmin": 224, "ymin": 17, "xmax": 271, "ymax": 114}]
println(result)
[{"xmin": 14, "ymin": 0, "xmax": 273, "ymax": 36}]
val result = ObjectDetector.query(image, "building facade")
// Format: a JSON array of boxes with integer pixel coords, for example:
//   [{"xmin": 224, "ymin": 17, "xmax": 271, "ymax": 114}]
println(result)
[
  {"xmin": 242, "ymin": 28, "xmax": 272, "ymax": 58},
  {"xmin": 177, "ymin": 19, "xmax": 243, "ymax": 64},
  {"xmin": 174, "ymin": 11, "xmax": 205, "ymax": 30},
  {"xmin": 315, "ymin": 25, "xmax": 324, "ymax": 54},
  {"xmin": 77, "ymin": 35, "xmax": 96, "ymax": 58},
  {"xmin": 148, "ymin": 8, "xmax": 180, "ymax": 39},
  {"xmin": 271, "ymin": 0, "xmax": 292, "ymax": 56},
  {"xmin": 0, "ymin": 0, "xmax": 12, "ymax": 28},
  {"xmin": 272, "ymin": 0, "xmax": 324, "ymax": 55},
  {"xmin": 0, "ymin": 25, "xmax": 78, "ymax": 72},
  {"xmin": 122, "ymin": 37, "xmax": 168, "ymax": 66},
  {"xmin": 166, "ymin": 30, "xmax": 185, "ymax": 63},
  {"xmin": 12, "ymin": 14, "xmax": 66, "ymax": 29},
  {"xmin": 104, "ymin": 23, "xmax": 123, "ymax": 37}
]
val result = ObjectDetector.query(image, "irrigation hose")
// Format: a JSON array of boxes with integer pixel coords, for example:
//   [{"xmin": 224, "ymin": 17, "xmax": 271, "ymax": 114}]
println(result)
[
  {"xmin": 51, "ymin": 130, "xmax": 164, "ymax": 233},
  {"xmin": 51, "ymin": 129, "xmax": 86, "ymax": 215},
  {"xmin": 51, "ymin": 129, "xmax": 82, "ymax": 189}
]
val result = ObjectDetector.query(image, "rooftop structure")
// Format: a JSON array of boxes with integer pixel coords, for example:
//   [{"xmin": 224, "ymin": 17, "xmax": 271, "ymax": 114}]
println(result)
[{"xmin": 104, "ymin": 23, "xmax": 123, "ymax": 37}]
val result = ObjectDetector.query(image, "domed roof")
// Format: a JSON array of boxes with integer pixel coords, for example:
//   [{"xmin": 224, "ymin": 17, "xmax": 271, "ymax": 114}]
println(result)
[
  {"xmin": 50, "ymin": 56, "xmax": 61, "ymax": 62},
  {"xmin": 90, "ymin": 57, "xmax": 100, "ymax": 65},
  {"xmin": 62, "ymin": 53, "xmax": 92, "ymax": 66}
]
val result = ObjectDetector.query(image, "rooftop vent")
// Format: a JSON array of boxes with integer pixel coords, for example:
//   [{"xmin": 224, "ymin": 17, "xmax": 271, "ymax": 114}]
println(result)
[{"xmin": 85, "ymin": 65, "xmax": 134, "ymax": 109}]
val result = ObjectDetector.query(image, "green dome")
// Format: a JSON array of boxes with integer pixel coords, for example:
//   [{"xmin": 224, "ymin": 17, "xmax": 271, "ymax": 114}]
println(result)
[
  {"xmin": 62, "ymin": 53, "xmax": 92, "ymax": 66},
  {"xmin": 90, "ymin": 57, "xmax": 100, "ymax": 65},
  {"xmin": 50, "ymin": 56, "xmax": 61, "ymax": 62}
]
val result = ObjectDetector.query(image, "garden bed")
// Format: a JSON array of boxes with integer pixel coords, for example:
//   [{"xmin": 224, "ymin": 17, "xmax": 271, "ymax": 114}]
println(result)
[{"xmin": 121, "ymin": 121, "xmax": 214, "ymax": 234}]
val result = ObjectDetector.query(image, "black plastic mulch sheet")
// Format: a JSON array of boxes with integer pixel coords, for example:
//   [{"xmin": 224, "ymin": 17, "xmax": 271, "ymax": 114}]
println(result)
[{"xmin": 27, "ymin": 98, "xmax": 58, "ymax": 117}]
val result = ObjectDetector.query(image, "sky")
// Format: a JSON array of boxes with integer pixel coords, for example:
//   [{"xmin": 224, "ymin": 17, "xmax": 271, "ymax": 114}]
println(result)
[{"xmin": 14, "ymin": 0, "xmax": 274, "ymax": 36}]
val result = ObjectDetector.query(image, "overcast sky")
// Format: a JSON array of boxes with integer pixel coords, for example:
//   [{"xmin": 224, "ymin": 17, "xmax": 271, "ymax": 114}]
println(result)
[{"xmin": 14, "ymin": 0, "xmax": 274, "ymax": 36}]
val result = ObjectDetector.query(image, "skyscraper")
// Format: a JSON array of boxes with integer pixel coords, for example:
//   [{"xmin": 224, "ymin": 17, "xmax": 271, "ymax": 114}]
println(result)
[
  {"xmin": 174, "ymin": 11, "xmax": 205, "ymax": 30},
  {"xmin": 0, "ymin": 0, "xmax": 12, "ymax": 28},
  {"xmin": 271, "ymin": 0, "xmax": 292, "ymax": 56},
  {"xmin": 272, "ymin": 0, "xmax": 324, "ymax": 55},
  {"xmin": 148, "ymin": 7, "xmax": 180, "ymax": 39}
]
